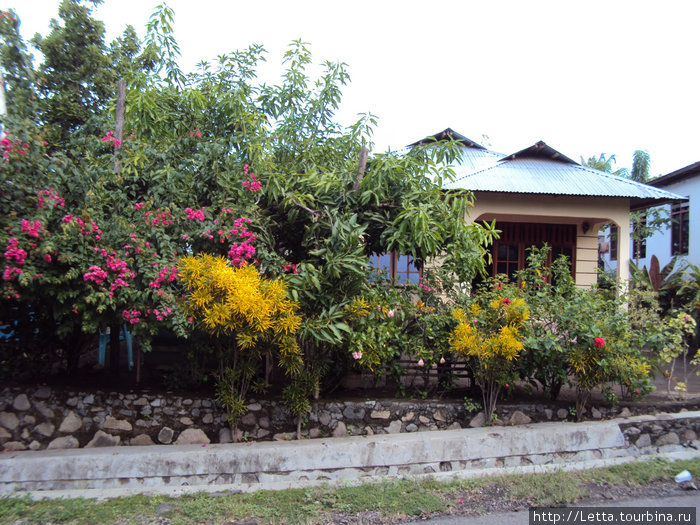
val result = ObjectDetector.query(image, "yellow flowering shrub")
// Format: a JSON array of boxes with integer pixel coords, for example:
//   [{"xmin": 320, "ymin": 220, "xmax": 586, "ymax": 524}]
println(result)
[
  {"xmin": 178, "ymin": 254, "xmax": 302, "ymax": 432},
  {"xmin": 450, "ymin": 288, "xmax": 529, "ymax": 421}
]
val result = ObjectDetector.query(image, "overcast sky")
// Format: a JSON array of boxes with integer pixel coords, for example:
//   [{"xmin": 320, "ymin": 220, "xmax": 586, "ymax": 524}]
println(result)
[{"xmin": 10, "ymin": 0, "xmax": 700, "ymax": 177}]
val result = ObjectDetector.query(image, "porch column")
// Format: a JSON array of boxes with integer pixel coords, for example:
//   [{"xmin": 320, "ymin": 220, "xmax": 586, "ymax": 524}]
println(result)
[{"xmin": 616, "ymin": 218, "xmax": 631, "ymax": 291}]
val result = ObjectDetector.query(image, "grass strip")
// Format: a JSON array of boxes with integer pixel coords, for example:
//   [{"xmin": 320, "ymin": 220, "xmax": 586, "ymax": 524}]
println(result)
[{"xmin": 1, "ymin": 457, "xmax": 698, "ymax": 524}]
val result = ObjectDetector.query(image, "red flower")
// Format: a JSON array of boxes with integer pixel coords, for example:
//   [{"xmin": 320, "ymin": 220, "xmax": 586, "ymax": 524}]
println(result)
[
  {"xmin": 594, "ymin": 337, "xmax": 605, "ymax": 348},
  {"xmin": 502, "ymin": 298, "xmax": 511, "ymax": 306}
]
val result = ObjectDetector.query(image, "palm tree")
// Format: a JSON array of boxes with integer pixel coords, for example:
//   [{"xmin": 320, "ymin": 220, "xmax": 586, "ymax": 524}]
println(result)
[{"xmin": 580, "ymin": 153, "xmax": 629, "ymax": 176}]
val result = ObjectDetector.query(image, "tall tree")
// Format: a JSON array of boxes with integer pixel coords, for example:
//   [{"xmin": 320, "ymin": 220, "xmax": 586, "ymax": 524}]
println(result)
[{"xmin": 630, "ymin": 149, "xmax": 651, "ymax": 183}]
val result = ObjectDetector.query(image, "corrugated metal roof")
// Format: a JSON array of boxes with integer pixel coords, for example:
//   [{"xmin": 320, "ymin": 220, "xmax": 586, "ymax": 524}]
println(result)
[
  {"xmin": 648, "ymin": 161, "xmax": 700, "ymax": 188},
  {"xmin": 453, "ymin": 146, "xmax": 503, "ymax": 173},
  {"xmin": 443, "ymin": 141, "xmax": 686, "ymax": 210}
]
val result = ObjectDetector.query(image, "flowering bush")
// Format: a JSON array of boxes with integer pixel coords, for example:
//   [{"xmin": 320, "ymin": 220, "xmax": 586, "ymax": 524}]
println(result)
[
  {"xmin": 178, "ymin": 254, "xmax": 302, "ymax": 434},
  {"xmin": 450, "ymin": 279, "xmax": 529, "ymax": 421}
]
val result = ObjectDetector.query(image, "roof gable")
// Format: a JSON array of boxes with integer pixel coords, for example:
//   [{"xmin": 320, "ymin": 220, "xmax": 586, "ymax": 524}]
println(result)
[
  {"xmin": 438, "ymin": 137, "xmax": 685, "ymax": 211},
  {"xmin": 502, "ymin": 140, "xmax": 578, "ymax": 165},
  {"xmin": 408, "ymin": 128, "xmax": 487, "ymax": 149}
]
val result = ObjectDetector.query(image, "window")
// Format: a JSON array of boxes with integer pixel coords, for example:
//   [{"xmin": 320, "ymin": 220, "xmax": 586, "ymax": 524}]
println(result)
[
  {"xmin": 610, "ymin": 224, "xmax": 618, "ymax": 261},
  {"xmin": 671, "ymin": 201, "xmax": 689, "ymax": 255},
  {"xmin": 369, "ymin": 252, "xmax": 421, "ymax": 284},
  {"xmin": 489, "ymin": 222, "xmax": 576, "ymax": 279}
]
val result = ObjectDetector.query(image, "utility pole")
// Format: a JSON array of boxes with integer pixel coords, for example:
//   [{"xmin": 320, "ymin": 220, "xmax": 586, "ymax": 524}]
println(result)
[{"xmin": 109, "ymin": 80, "xmax": 127, "ymax": 376}]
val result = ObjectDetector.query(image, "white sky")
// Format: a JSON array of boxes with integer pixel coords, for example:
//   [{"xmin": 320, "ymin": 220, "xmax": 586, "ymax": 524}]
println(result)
[{"xmin": 10, "ymin": 0, "xmax": 700, "ymax": 177}]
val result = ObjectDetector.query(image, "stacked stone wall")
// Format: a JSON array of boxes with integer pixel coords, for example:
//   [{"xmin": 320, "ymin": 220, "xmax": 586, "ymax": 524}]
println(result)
[{"xmin": 1, "ymin": 386, "xmax": 699, "ymax": 451}]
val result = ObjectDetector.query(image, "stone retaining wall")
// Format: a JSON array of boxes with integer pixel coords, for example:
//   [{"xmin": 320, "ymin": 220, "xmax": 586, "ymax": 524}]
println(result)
[
  {"xmin": 2, "ymin": 413, "xmax": 700, "ymax": 495},
  {"xmin": 1, "ymin": 385, "xmax": 698, "ymax": 452}
]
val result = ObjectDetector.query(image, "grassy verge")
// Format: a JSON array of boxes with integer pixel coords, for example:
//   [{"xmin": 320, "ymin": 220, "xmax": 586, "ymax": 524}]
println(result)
[{"xmin": 1, "ymin": 457, "xmax": 698, "ymax": 524}]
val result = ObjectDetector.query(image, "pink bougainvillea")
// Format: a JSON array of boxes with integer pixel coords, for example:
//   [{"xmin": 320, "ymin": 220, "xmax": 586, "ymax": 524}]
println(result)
[
  {"xmin": 100, "ymin": 131, "xmax": 122, "ymax": 147},
  {"xmin": 4, "ymin": 238, "xmax": 27, "ymax": 265},
  {"xmin": 241, "ymin": 165, "xmax": 261, "ymax": 192},
  {"xmin": 20, "ymin": 219, "xmax": 43, "ymax": 238},
  {"xmin": 185, "ymin": 207, "xmax": 206, "ymax": 221},
  {"xmin": 37, "ymin": 189, "xmax": 65, "ymax": 209}
]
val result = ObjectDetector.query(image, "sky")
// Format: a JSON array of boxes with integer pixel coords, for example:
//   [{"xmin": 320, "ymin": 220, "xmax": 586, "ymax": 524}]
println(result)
[{"xmin": 9, "ymin": 0, "xmax": 700, "ymax": 177}]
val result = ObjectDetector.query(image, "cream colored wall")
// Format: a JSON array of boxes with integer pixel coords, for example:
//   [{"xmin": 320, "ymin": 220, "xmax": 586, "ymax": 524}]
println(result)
[{"xmin": 466, "ymin": 193, "xmax": 631, "ymax": 287}]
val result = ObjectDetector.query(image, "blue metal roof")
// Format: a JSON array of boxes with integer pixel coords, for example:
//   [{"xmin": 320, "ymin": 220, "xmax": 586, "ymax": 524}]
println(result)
[{"xmin": 443, "ymin": 140, "xmax": 686, "ymax": 210}]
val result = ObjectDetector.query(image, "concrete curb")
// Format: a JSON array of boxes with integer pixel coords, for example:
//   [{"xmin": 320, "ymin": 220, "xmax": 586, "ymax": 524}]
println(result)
[{"xmin": 2, "ymin": 412, "xmax": 699, "ymax": 500}]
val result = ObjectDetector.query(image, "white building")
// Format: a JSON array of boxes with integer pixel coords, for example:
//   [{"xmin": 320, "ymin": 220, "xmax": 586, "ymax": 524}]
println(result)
[{"xmin": 600, "ymin": 162, "xmax": 697, "ymax": 274}]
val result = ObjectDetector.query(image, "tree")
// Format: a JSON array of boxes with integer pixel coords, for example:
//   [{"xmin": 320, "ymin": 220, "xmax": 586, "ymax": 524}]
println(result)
[
  {"xmin": 582, "ymin": 150, "xmax": 667, "ymax": 267},
  {"xmin": 1, "ymin": 5, "xmax": 495, "ymax": 431},
  {"xmin": 580, "ymin": 153, "xmax": 628, "ymax": 177}
]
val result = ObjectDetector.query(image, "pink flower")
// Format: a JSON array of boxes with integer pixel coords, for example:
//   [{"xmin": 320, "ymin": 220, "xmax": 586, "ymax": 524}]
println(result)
[
  {"xmin": 387, "ymin": 309, "xmax": 395, "ymax": 318},
  {"xmin": 242, "ymin": 173, "xmax": 261, "ymax": 192},
  {"xmin": 685, "ymin": 315, "xmax": 691, "ymax": 322},
  {"xmin": 352, "ymin": 351, "xmax": 363, "ymax": 360},
  {"xmin": 417, "ymin": 358, "xmax": 424, "ymax": 367},
  {"xmin": 43, "ymin": 253, "xmax": 52, "ymax": 263},
  {"xmin": 502, "ymin": 298, "xmax": 511, "ymax": 306},
  {"xmin": 594, "ymin": 337, "xmax": 605, "ymax": 348},
  {"xmin": 439, "ymin": 357, "xmax": 446, "ymax": 364}
]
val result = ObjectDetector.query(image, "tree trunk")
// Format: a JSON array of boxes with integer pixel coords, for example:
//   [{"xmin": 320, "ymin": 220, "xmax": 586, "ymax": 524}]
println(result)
[
  {"xmin": 65, "ymin": 326, "xmax": 83, "ymax": 373},
  {"xmin": 109, "ymin": 323, "xmax": 121, "ymax": 376}
]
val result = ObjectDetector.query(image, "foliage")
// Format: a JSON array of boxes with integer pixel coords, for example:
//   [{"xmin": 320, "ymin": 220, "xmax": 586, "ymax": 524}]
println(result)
[
  {"xmin": 580, "ymin": 153, "xmax": 628, "ymax": 177},
  {"xmin": 1, "ymin": 4, "xmax": 497, "ymax": 428},
  {"xmin": 450, "ymin": 278, "xmax": 528, "ymax": 421},
  {"xmin": 510, "ymin": 247, "xmax": 656, "ymax": 413},
  {"xmin": 516, "ymin": 247, "xmax": 578, "ymax": 401},
  {"xmin": 659, "ymin": 312, "xmax": 697, "ymax": 398},
  {"xmin": 178, "ymin": 254, "xmax": 301, "ymax": 431}
]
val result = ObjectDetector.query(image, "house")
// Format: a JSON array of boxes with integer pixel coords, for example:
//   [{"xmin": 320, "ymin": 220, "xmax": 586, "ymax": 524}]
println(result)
[
  {"xmin": 424, "ymin": 129, "xmax": 684, "ymax": 287},
  {"xmin": 600, "ymin": 162, "xmax": 697, "ymax": 275}
]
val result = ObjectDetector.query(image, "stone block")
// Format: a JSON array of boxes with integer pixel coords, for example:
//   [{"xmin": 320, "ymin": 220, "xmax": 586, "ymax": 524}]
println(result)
[
  {"xmin": 86, "ymin": 430, "xmax": 120, "ymax": 448},
  {"xmin": 158, "ymin": 426, "xmax": 174, "ymax": 444},
  {"xmin": 509, "ymin": 410, "xmax": 531, "ymax": 426},
  {"xmin": 3, "ymin": 441, "xmax": 26, "ymax": 451},
  {"xmin": 655, "ymin": 432, "xmax": 680, "ymax": 446},
  {"xmin": 0, "ymin": 411, "xmax": 19, "ymax": 431},
  {"xmin": 33, "ymin": 422, "xmax": 55, "ymax": 437},
  {"xmin": 103, "ymin": 416, "xmax": 132, "ymax": 432},
  {"xmin": 386, "ymin": 420, "xmax": 402, "ymax": 434},
  {"xmin": 13, "ymin": 394, "xmax": 30, "ymax": 411},
  {"xmin": 635, "ymin": 434, "xmax": 652, "ymax": 448},
  {"xmin": 175, "ymin": 428, "xmax": 210, "ymax": 445},
  {"xmin": 371, "ymin": 410, "xmax": 391, "ymax": 419},
  {"xmin": 59, "ymin": 411, "xmax": 82, "ymax": 434},
  {"xmin": 469, "ymin": 412, "xmax": 486, "ymax": 428},
  {"xmin": 219, "ymin": 427, "xmax": 232, "ymax": 444},
  {"xmin": 332, "ymin": 421, "xmax": 347, "ymax": 437},
  {"xmin": 47, "ymin": 435, "xmax": 79, "ymax": 449},
  {"xmin": 240, "ymin": 413, "xmax": 256, "ymax": 426},
  {"xmin": 130, "ymin": 434, "xmax": 155, "ymax": 446}
]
